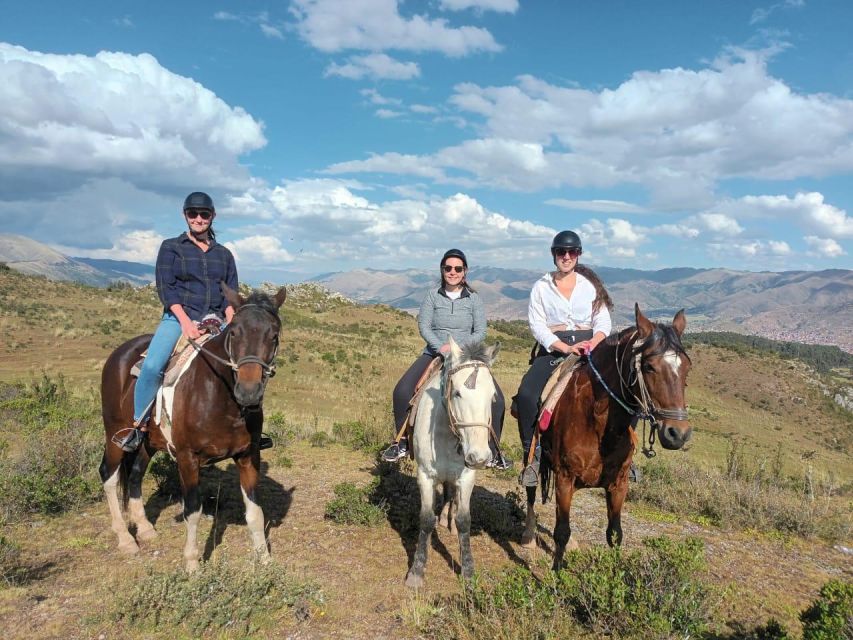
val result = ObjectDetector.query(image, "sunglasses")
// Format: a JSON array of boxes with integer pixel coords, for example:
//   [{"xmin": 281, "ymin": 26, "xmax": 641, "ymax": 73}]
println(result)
[
  {"xmin": 554, "ymin": 247, "xmax": 581, "ymax": 258},
  {"xmin": 185, "ymin": 209, "xmax": 213, "ymax": 220},
  {"xmin": 443, "ymin": 265, "xmax": 465, "ymax": 273}
]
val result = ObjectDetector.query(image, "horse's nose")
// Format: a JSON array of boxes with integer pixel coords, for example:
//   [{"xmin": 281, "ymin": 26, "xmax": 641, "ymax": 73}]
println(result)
[
  {"xmin": 659, "ymin": 423, "xmax": 692, "ymax": 450},
  {"xmin": 465, "ymin": 450, "xmax": 490, "ymax": 469},
  {"xmin": 235, "ymin": 382, "xmax": 263, "ymax": 407}
]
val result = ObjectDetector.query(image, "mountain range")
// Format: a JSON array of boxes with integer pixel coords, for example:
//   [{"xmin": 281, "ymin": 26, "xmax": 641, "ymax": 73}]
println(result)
[{"xmin": 0, "ymin": 233, "xmax": 850, "ymax": 352}]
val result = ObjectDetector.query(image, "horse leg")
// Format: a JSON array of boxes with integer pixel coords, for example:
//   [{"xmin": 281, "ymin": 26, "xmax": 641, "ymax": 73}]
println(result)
[
  {"xmin": 236, "ymin": 452, "xmax": 270, "ymax": 564},
  {"xmin": 177, "ymin": 452, "xmax": 202, "ymax": 572},
  {"xmin": 520, "ymin": 485, "xmax": 537, "ymax": 548},
  {"xmin": 605, "ymin": 479, "xmax": 628, "ymax": 547},
  {"xmin": 405, "ymin": 470, "xmax": 436, "ymax": 588},
  {"xmin": 552, "ymin": 474, "xmax": 577, "ymax": 571},
  {"xmin": 99, "ymin": 446, "xmax": 138, "ymax": 554},
  {"xmin": 127, "ymin": 446, "xmax": 156, "ymax": 542},
  {"xmin": 455, "ymin": 471, "xmax": 476, "ymax": 580}
]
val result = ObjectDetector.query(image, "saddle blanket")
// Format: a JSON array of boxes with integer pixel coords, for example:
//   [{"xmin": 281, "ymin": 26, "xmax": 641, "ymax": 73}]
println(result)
[{"xmin": 537, "ymin": 354, "xmax": 581, "ymax": 432}]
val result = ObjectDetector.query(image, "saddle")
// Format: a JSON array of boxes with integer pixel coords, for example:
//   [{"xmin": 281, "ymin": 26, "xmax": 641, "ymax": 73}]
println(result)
[
  {"xmin": 537, "ymin": 353, "xmax": 581, "ymax": 432},
  {"xmin": 397, "ymin": 356, "xmax": 443, "ymax": 458},
  {"xmin": 130, "ymin": 316, "xmax": 223, "ymax": 384}
]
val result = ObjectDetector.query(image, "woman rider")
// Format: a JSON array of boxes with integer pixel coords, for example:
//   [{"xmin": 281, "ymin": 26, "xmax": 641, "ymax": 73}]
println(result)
[
  {"xmin": 515, "ymin": 230, "xmax": 612, "ymax": 486},
  {"xmin": 380, "ymin": 248, "xmax": 511, "ymax": 469},
  {"xmin": 116, "ymin": 192, "xmax": 238, "ymax": 451}
]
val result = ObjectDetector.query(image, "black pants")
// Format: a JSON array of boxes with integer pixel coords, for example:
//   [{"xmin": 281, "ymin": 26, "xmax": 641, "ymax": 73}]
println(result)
[
  {"xmin": 393, "ymin": 353, "xmax": 506, "ymax": 455},
  {"xmin": 515, "ymin": 330, "xmax": 593, "ymax": 458}
]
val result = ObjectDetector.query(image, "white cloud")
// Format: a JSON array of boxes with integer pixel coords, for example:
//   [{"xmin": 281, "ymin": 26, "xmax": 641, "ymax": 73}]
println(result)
[
  {"xmin": 767, "ymin": 240, "xmax": 792, "ymax": 255},
  {"xmin": 221, "ymin": 179, "xmax": 555, "ymax": 268},
  {"xmin": 0, "ymin": 43, "xmax": 266, "ymax": 196},
  {"xmin": 410, "ymin": 104, "xmax": 439, "ymax": 114},
  {"xmin": 325, "ymin": 53, "xmax": 420, "ymax": 80},
  {"xmin": 226, "ymin": 236, "xmax": 295, "ymax": 264},
  {"xmin": 290, "ymin": 0, "xmax": 502, "ymax": 56},
  {"xmin": 693, "ymin": 213, "xmax": 744, "ymax": 237},
  {"xmin": 57, "ymin": 229, "xmax": 165, "ymax": 263},
  {"xmin": 804, "ymin": 235, "xmax": 846, "ymax": 258},
  {"xmin": 579, "ymin": 218, "xmax": 647, "ymax": 259},
  {"xmin": 214, "ymin": 11, "xmax": 284, "ymax": 39},
  {"xmin": 750, "ymin": 0, "xmax": 805, "ymax": 25},
  {"xmin": 439, "ymin": 0, "xmax": 519, "ymax": 12},
  {"xmin": 654, "ymin": 224, "xmax": 700, "ymax": 239},
  {"xmin": 360, "ymin": 88, "xmax": 402, "ymax": 105},
  {"xmin": 328, "ymin": 49, "xmax": 853, "ymax": 207},
  {"xmin": 376, "ymin": 108, "xmax": 404, "ymax": 119},
  {"xmin": 738, "ymin": 192, "xmax": 853, "ymax": 239},
  {"xmin": 546, "ymin": 199, "xmax": 647, "ymax": 214}
]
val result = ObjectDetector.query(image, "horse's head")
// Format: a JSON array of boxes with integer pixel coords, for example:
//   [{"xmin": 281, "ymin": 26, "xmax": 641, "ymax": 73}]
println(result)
[
  {"xmin": 443, "ymin": 337, "xmax": 501, "ymax": 469},
  {"xmin": 221, "ymin": 283, "xmax": 287, "ymax": 408},
  {"xmin": 631, "ymin": 304, "xmax": 692, "ymax": 450}
]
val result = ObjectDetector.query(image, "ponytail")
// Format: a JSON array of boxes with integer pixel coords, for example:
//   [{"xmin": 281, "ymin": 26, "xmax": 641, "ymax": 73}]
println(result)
[{"xmin": 575, "ymin": 264, "xmax": 612, "ymax": 315}]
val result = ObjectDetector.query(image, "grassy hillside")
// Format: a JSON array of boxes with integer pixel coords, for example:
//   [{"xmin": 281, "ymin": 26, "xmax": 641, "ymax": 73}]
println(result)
[{"xmin": 0, "ymin": 269, "xmax": 850, "ymax": 639}]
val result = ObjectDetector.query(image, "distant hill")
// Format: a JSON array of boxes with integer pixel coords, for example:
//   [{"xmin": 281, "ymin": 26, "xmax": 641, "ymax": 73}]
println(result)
[
  {"xmin": 312, "ymin": 265, "xmax": 853, "ymax": 353},
  {"xmin": 0, "ymin": 234, "xmax": 154, "ymax": 287}
]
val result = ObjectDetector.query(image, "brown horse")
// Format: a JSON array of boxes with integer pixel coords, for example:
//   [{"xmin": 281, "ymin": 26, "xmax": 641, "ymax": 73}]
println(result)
[
  {"xmin": 99, "ymin": 284, "xmax": 287, "ymax": 571},
  {"xmin": 521, "ymin": 304, "xmax": 691, "ymax": 570}
]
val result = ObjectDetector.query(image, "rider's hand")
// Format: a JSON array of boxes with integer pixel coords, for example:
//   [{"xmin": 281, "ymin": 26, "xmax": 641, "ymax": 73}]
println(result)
[
  {"xmin": 571, "ymin": 341, "xmax": 593, "ymax": 356},
  {"xmin": 439, "ymin": 343, "xmax": 451, "ymax": 354},
  {"xmin": 181, "ymin": 319, "xmax": 201, "ymax": 340},
  {"xmin": 550, "ymin": 341, "xmax": 571, "ymax": 355}
]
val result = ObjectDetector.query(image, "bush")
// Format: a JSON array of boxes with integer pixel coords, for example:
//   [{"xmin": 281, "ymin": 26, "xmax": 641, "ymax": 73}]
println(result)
[
  {"xmin": 324, "ymin": 480, "xmax": 386, "ymax": 526},
  {"xmin": 0, "ymin": 534, "xmax": 23, "ymax": 586},
  {"xmin": 800, "ymin": 579, "xmax": 853, "ymax": 640},
  {"xmin": 331, "ymin": 420, "xmax": 385, "ymax": 452},
  {"xmin": 113, "ymin": 557, "xmax": 323, "ymax": 636},
  {"xmin": 149, "ymin": 454, "xmax": 182, "ymax": 498},
  {"xmin": 420, "ymin": 536, "xmax": 712, "ymax": 640},
  {"xmin": 0, "ymin": 375, "xmax": 103, "ymax": 520}
]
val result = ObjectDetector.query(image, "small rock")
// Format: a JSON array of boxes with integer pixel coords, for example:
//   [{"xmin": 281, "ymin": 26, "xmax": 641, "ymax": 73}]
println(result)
[{"xmin": 834, "ymin": 544, "xmax": 852, "ymax": 556}]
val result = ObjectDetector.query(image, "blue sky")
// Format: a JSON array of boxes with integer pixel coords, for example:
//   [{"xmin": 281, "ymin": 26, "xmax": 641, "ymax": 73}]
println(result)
[{"xmin": 1, "ymin": 0, "xmax": 852, "ymax": 282}]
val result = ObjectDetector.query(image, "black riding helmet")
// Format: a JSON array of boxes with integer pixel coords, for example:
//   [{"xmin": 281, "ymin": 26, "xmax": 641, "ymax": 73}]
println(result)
[
  {"xmin": 441, "ymin": 248, "xmax": 468, "ymax": 267},
  {"xmin": 551, "ymin": 230, "xmax": 582, "ymax": 253},
  {"xmin": 183, "ymin": 191, "xmax": 215, "ymax": 211}
]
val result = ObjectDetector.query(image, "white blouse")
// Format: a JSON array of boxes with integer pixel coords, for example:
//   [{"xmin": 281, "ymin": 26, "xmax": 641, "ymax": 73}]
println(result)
[{"xmin": 528, "ymin": 272, "xmax": 612, "ymax": 350}]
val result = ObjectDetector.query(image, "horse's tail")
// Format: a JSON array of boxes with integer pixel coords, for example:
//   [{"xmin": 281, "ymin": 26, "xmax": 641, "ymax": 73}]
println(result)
[
  {"xmin": 540, "ymin": 454, "xmax": 552, "ymax": 504},
  {"xmin": 118, "ymin": 448, "xmax": 139, "ymax": 511}
]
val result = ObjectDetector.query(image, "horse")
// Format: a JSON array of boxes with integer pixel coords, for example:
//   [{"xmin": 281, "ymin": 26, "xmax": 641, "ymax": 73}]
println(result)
[
  {"xmin": 521, "ymin": 304, "xmax": 692, "ymax": 570},
  {"xmin": 99, "ymin": 284, "xmax": 287, "ymax": 571},
  {"xmin": 404, "ymin": 337, "xmax": 501, "ymax": 588}
]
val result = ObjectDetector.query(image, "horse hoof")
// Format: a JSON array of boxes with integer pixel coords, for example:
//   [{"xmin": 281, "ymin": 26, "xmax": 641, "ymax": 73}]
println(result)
[
  {"xmin": 257, "ymin": 552, "xmax": 272, "ymax": 566},
  {"xmin": 118, "ymin": 540, "xmax": 140, "ymax": 555},
  {"xmin": 405, "ymin": 572, "xmax": 424, "ymax": 589},
  {"xmin": 186, "ymin": 560, "xmax": 200, "ymax": 574},
  {"xmin": 567, "ymin": 536, "xmax": 579, "ymax": 551},
  {"xmin": 520, "ymin": 534, "xmax": 537, "ymax": 549},
  {"xmin": 136, "ymin": 526, "xmax": 157, "ymax": 542}
]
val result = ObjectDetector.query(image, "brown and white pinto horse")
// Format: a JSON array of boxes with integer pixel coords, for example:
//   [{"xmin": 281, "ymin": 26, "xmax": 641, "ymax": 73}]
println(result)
[
  {"xmin": 522, "ymin": 304, "xmax": 692, "ymax": 570},
  {"xmin": 99, "ymin": 285, "xmax": 286, "ymax": 571}
]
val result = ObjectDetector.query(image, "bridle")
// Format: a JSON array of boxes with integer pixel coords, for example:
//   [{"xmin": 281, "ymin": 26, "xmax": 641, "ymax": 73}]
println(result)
[
  {"xmin": 441, "ymin": 361, "xmax": 499, "ymax": 444},
  {"xmin": 189, "ymin": 303, "xmax": 280, "ymax": 386},
  {"xmin": 586, "ymin": 329, "xmax": 689, "ymax": 457}
]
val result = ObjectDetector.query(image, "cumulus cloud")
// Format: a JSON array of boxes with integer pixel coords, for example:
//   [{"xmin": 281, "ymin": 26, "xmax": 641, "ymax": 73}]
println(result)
[
  {"xmin": 0, "ymin": 42, "xmax": 266, "ymax": 198},
  {"xmin": 693, "ymin": 213, "xmax": 744, "ymax": 237},
  {"xmin": 290, "ymin": 0, "xmax": 502, "ymax": 56},
  {"xmin": 579, "ymin": 218, "xmax": 647, "ymax": 259},
  {"xmin": 654, "ymin": 224, "xmax": 700, "ymax": 239},
  {"xmin": 737, "ymin": 192, "xmax": 853, "ymax": 239},
  {"xmin": 546, "ymin": 199, "xmax": 648, "ymax": 214},
  {"xmin": 325, "ymin": 53, "xmax": 420, "ymax": 80},
  {"xmin": 226, "ymin": 236, "xmax": 295, "ymax": 264},
  {"xmin": 804, "ymin": 235, "xmax": 846, "ymax": 258},
  {"xmin": 326, "ymin": 48, "xmax": 853, "ymax": 207},
  {"xmin": 360, "ymin": 88, "xmax": 402, "ymax": 105},
  {"xmin": 220, "ymin": 178, "xmax": 555, "ymax": 267},
  {"xmin": 439, "ymin": 0, "xmax": 519, "ymax": 12},
  {"xmin": 376, "ymin": 108, "xmax": 404, "ymax": 118},
  {"xmin": 57, "ymin": 229, "xmax": 165, "ymax": 263}
]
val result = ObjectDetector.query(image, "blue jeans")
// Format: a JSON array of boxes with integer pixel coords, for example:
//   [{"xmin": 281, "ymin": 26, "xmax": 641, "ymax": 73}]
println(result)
[{"xmin": 133, "ymin": 313, "xmax": 183, "ymax": 423}]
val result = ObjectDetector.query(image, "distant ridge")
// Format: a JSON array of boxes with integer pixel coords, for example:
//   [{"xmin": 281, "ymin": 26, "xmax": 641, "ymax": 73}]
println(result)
[
  {"xmin": 312, "ymin": 265, "xmax": 853, "ymax": 353},
  {"xmin": 0, "ymin": 234, "xmax": 154, "ymax": 287}
]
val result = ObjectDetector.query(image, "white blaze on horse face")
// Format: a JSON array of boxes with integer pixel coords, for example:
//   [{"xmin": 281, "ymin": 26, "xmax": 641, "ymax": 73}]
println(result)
[{"xmin": 662, "ymin": 350, "xmax": 682, "ymax": 378}]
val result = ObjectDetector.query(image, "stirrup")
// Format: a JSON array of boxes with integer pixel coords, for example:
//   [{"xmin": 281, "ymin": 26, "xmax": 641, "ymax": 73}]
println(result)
[
  {"xmin": 519, "ymin": 461, "xmax": 539, "ymax": 487},
  {"xmin": 259, "ymin": 433, "xmax": 274, "ymax": 450},
  {"xmin": 113, "ymin": 427, "xmax": 145, "ymax": 453},
  {"xmin": 380, "ymin": 440, "xmax": 408, "ymax": 463}
]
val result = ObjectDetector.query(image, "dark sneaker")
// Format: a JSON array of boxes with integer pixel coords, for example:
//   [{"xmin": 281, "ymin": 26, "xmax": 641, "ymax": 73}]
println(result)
[
  {"xmin": 115, "ymin": 428, "xmax": 145, "ymax": 453},
  {"xmin": 380, "ymin": 439, "xmax": 408, "ymax": 462},
  {"xmin": 629, "ymin": 462, "xmax": 642, "ymax": 483},
  {"xmin": 519, "ymin": 461, "xmax": 539, "ymax": 487},
  {"xmin": 259, "ymin": 433, "xmax": 274, "ymax": 450},
  {"xmin": 487, "ymin": 452, "xmax": 513, "ymax": 470}
]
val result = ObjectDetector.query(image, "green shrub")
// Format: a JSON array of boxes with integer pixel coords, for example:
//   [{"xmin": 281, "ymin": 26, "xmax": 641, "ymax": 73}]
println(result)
[
  {"xmin": 113, "ymin": 557, "xmax": 323, "ymax": 636},
  {"xmin": 324, "ymin": 480, "xmax": 386, "ymax": 526},
  {"xmin": 801, "ymin": 579, "xmax": 853, "ymax": 640},
  {"xmin": 331, "ymin": 420, "xmax": 385, "ymax": 452},
  {"xmin": 149, "ymin": 454, "xmax": 182, "ymax": 498},
  {"xmin": 420, "ymin": 536, "xmax": 712, "ymax": 640}
]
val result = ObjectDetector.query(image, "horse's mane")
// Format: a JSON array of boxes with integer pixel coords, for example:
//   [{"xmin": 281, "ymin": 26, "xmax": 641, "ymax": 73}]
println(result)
[
  {"xmin": 457, "ymin": 341, "xmax": 493, "ymax": 365},
  {"xmin": 242, "ymin": 290, "xmax": 279, "ymax": 316},
  {"xmin": 604, "ymin": 322, "xmax": 689, "ymax": 360}
]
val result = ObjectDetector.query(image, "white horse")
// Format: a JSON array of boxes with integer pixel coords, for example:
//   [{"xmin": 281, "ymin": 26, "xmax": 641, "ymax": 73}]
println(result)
[{"xmin": 405, "ymin": 337, "xmax": 500, "ymax": 588}]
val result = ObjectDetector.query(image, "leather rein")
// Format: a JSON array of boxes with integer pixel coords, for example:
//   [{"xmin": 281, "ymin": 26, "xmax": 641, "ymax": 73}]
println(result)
[{"xmin": 585, "ymin": 330, "xmax": 689, "ymax": 457}]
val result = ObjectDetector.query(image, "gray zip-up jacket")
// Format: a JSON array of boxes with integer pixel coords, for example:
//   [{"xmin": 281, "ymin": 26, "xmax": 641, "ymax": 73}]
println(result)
[{"xmin": 418, "ymin": 286, "xmax": 486, "ymax": 356}]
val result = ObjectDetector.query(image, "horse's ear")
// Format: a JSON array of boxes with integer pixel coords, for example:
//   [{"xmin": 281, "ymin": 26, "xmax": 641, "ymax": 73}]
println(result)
[
  {"xmin": 274, "ymin": 286, "xmax": 287, "ymax": 309},
  {"xmin": 635, "ymin": 303, "xmax": 654, "ymax": 338},
  {"xmin": 484, "ymin": 341, "xmax": 501, "ymax": 365},
  {"xmin": 672, "ymin": 308, "xmax": 687, "ymax": 337},
  {"xmin": 221, "ymin": 281, "xmax": 244, "ymax": 309},
  {"xmin": 448, "ymin": 335, "xmax": 463, "ymax": 361}
]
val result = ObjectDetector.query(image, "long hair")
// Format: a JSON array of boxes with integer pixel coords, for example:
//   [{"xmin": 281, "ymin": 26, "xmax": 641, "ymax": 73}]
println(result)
[{"xmin": 575, "ymin": 264, "xmax": 613, "ymax": 315}]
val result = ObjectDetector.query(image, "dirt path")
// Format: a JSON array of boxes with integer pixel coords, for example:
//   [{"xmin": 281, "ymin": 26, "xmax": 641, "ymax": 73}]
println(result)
[{"xmin": 2, "ymin": 442, "xmax": 850, "ymax": 639}]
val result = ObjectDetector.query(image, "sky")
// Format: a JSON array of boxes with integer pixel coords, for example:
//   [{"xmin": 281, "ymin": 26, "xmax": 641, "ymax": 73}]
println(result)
[{"xmin": 1, "ymin": 0, "xmax": 852, "ymax": 282}]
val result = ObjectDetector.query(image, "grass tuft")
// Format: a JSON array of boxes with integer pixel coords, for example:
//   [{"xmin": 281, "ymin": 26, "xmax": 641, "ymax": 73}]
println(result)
[{"xmin": 324, "ymin": 479, "xmax": 387, "ymax": 526}]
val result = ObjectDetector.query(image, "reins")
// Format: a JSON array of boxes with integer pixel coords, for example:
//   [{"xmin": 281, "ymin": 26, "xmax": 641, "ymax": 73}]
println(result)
[{"xmin": 586, "ymin": 330, "xmax": 689, "ymax": 458}]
